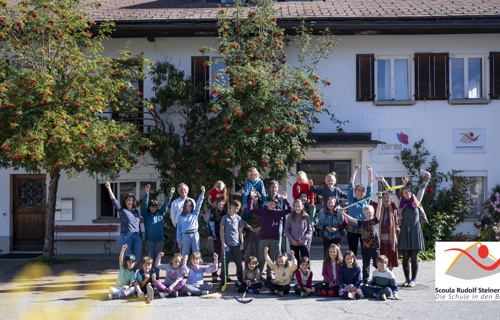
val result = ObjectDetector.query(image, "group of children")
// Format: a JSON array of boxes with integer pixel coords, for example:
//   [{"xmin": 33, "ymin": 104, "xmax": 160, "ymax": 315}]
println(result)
[{"xmin": 109, "ymin": 166, "xmax": 404, "ymax": 302}]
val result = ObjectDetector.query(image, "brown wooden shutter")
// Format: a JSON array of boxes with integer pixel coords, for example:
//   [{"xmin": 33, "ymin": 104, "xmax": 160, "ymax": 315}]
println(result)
[
  {"xmin": 415, "ymin": 53, "xmax": 448, "ymax": 100},
  {"xmin": 191, "ymin": 56, "xmax": 209, "ymax": 102},
  {"xmin": 433, "ymin": 53, "xmax": 449, "ymax": 100},
  {"xmin": 356, "ymin": 54, "xmax": 374, "ymax": 101},
  {"xmin": 415, "ymin": 53, "xmax": 431, "ymax": 100},
  {"xmin": 490, "ymin": 52, "xmax": 500, "ymax": 99}
]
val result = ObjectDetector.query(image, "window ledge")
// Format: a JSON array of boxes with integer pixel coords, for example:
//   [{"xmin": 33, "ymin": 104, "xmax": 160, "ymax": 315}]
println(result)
[
  {"xmin": 373, "ymin": 100, "xmax": 415, "ymax": 106},
  {"xmin": 448, "ymin": 99, "xmax": 491, "ymax": 105},
  {"xmin": 92, "ymin": 218, "xmax": 120, "ymax": 224}
]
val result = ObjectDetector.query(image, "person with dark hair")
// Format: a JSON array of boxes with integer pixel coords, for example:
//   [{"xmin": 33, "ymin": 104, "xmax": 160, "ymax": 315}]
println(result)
[
  {"xmin": 142, "ymin": 184, "xmax": 175, "ymax": 278},
  {"xmin": 105, "ymin": 180, "xmax": 142, "ymax": 265}
]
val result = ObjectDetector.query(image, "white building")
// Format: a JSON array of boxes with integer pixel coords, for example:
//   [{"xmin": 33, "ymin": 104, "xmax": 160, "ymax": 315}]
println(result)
[{"xmin": 1, "ymin": 0, "xmax": 499, "ymax": 254}]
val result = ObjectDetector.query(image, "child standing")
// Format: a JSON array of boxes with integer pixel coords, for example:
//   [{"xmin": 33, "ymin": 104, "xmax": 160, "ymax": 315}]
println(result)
[
  {"xmin": 176, "ymin": 186, "xmax": 205, "ymax": 257},
  {"xmin": 237, "ymin": 256, "xmax": 263, "ymax": 294},
  {"xmin": 108, "ymin": 244, "xmax": 138, "ymax": 299},
  {"xmin": 292, "ymin": 171, "xmax": 315, "ymax": 204},
  {"xmin": 181, "ymin": 252, "xmax": 219, "ymax": 296},
  {"xmin": 317, "ymin": 197, "xmax": 348, "ymax": 255},
  {"xmin": 320, "ymin": 243, "xmax": 343, "ymax": 297},
  {"xmin": 340, "ymin": 201, "xmax": 381, "ymax": 284},
  {"xmin": 242, "ymin": 191, "xmax": 261, "ymax": 264},
  {"xmin": 208, "ymin": 198, "xmax": 226, "ymax": 282},
  {"xmin": 248, "ymin": 191, "xmax": 292, "ymax": 279},
  {"xmin": 135, "ymin": 256, "xmax": 156, "ymax": 302},
  {"xmin": 263, "ymin": 247, "xmax": 297, "ymax": 296},
  {"xmin": 338, "ymin": 250, "xmax": 363, "ymax": 300},
  {"xmin": 142, "ymin": 184, "xmax": 175, "ymax": 278},
  {"xmin": 219, "ymin": 200, "xmax": 244, "ymax": 287},
  {"xmin": 310, "ymin": 172, "xmax": 347, "ymax": 204},
  {"xmin": 154, "ymin": 252, "xmax": 187, "ymax": 298},
  {"xmin": 208, "ymin": 180, "xmax": 230, "ymax": 207},
  {"xmin": 285, "ymin": 199, "xmax": 313, "ymax": 263},
  {"xmin": 294, "ymin": 257, "xmax": 322, "ymax": 297},
  {"xmin": 361, "ymin": 255, "xmax": 400, "ymax": 300},
  {"xmin": 242, "ymin": 167, "xmax": 267, "ymax": 210}
]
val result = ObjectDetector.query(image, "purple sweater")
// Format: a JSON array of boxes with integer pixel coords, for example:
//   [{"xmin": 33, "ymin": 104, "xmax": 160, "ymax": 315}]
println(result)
[
  {"xmin": 249, "ymin": 198, "xmax": 291, "ymax": 240},
  {"xmin": 284, "ymin": 213, "xmax": 313, "ymax": 246}
]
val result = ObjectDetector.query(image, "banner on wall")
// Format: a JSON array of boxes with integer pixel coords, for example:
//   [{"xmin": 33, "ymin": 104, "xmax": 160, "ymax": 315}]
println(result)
[
  {"xmin": 379, "ymin": 129, "xmax": 411, "ymax": 154},
  {"xmin": 453, "ymin": 129, "xmax": 486, "ymax": 154}
]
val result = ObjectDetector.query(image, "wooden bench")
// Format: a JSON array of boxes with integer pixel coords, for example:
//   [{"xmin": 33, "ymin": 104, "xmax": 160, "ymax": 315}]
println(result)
[{"xmin": 54, "ymin": 224, "xmax": 118, "ymax": 254}]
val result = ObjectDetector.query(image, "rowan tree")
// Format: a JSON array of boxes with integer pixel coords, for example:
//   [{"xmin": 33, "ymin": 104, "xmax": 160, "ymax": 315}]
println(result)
[
  {"xmin": 150, "ymin": 0, "xmax": 343, "ymax": 190},
  {"xmin": 0, "ymin": 0, "xmax": 152, "ymax": 258}
]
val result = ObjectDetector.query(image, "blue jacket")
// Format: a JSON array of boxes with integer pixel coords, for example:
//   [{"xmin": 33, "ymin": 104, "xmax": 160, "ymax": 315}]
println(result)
[
  {"xmin": 346, "ymin": 183, "xmax": 372, "ymax": 229},
  {"xmin": 316, "ymin": 208, "xmax": 347, "ymax": 240},
  {"xmin": 242, "ymin": 178, "xmax": 267, "ymax": 207},
  {"xmin": 176, "ymin": 195, "xmax": 204, "ymax": 243},
  {"xmin": 141, "ymin": 192, "xmax": 173, "ymax": 242}
]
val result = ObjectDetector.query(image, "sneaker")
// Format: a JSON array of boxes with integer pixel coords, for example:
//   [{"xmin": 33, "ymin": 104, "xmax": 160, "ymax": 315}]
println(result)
[
  {"xmin": 173, "ymin": 291, "xmax": 179, "ymax": 298},
  {"xmin": 354, "ymin": 293, "xmax": 362, "ymax": 300},
  {"xmin": 409, "ymin": 281, "xmax": 416, "ymax": 287},
  {"xmin": 201, "ymin": 290, "xmax": 209, "ymax": 296},
  {"xmin": 147, "ymin": 285, "xmax": 154, "ymax": 302},
  {"xmin": 108, "ymin": 293, "xmax": 121, "ymax": 300},
  {"xmin": 186, "ymin": 292, "xmax": 192, "ymax": 297},
  {"xmin": 379, "ymin": 293, "xmax": 387, "ymax": 301},
  {"xmin": 253, "ymin": 288, "xmax": 260, "ymax": 294},
  {"xmin": 275, "ymin": 290, "xmax": 284, "ymax": 297},
  {"xmin": 247, "ymin": 289, "xmax": 253, "ymax": 294},
  {"xmin": 159, "ymin": 292, "xmax": 167, "ymax": 298},
  {"xmin": 300, "ymin": 291, "xmax": 308, "ymax": 298},
  {"xmin": 137, "ymin": 291, "xmax": 145, "ymax": 299}
]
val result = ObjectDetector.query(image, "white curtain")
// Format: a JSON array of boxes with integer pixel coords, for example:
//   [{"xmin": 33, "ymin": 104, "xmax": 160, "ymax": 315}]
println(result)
[{"xmin": 394, "ymin": 59, "xmax": 408, "ymax": 100}]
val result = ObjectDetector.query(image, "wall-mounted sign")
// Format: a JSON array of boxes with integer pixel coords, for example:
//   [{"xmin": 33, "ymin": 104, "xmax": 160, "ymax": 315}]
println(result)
[
  {"xmin": 379, "ymin": 129, "xmax": 411, "ymax": 154},
  {"xmin": 453, "ymin": 129, "xmax": 486, "ymax": 154}
]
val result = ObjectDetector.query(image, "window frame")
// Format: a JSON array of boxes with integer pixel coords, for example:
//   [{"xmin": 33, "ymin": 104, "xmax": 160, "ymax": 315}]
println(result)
[
  {"xmin": 451, "ymin": 172, "xmax": 487, "ymax": 218},
  {"xmin": 96, "ymin": 180, "xmax": 158, "ymax": 220},
  {"xmin": 375, "ymin": 55, "xmax": 412, "ymax": 102},
  {"xmin": 489, "ymin": 52, "xmax": 500, "ymax": 99},
  {"xmin": 449, "ymin": 54, "xmax": 485, "ymax": 100}
]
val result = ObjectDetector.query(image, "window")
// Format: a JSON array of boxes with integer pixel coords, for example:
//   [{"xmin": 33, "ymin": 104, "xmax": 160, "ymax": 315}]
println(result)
[
  {"xmin": 376, "ymin": 57, "xmax": 410, "ymax": 101},
  {"xmin": 377, "ymin": 176, "xmax": 405, "ymax": 194},
  {"xmin": 450, "ymin": 55, "xmax": 484, "ymax": 100},
  {"xmin": 452, "ymin": 175, "xmax": 486, "ymax": 217},
  {"xmin": 110, "ymin": 59, "xmax": 145, "ymax": 132},
  {"xmin": 98, "ymin": 181, "xmax": 157, "ymax": 219},
  {"xmin": 191, "ymin": 56, "xmax": 209, "ymax": 102},
  {"xmin": 414, "ymin": 53, "xmax": 449, "ymax": 100},
  {"xmin": 211, "ymin": 57, "xmax": 226, "ymax": 84},
  {"xmin": 489, "ymin": 52, "xmax": 500, "ymax": 99}
]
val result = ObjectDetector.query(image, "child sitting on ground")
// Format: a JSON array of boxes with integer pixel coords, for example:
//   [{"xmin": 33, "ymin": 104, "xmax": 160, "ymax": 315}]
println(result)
[
  {"xmin": 135, "ymin": 256, "xmax": 156, "ymax": 302},
  {"xmin": 263, "ymin": 247, "xmax": 297, "ymax": 296},
  {"xmin": 361, "ymin": 255, "xmax": 401, "ymax": 300},
  {"xmin": 181, "ymin": 251, "xmax": 219, "ymax": 296},
  {"xmin": 320, "ymin": 243, "xmax": 343, "ymax": 297},
  {"xmin": 108, "ymin": 244, "xmax": 138, "ymax": 300},
  {"xmin": 338, "ymin": 250, "xmax": 363, "ymax": 300},
  {"xmin": 294, "ymin": 256, "xmax": 322, "ymax": 297},
  {"xmin": 155, "ymin": 252, "xmax": 187, "ymax": 298},
  {"xmin": 237, "ymin": 256, "xmax": 263, "ymax": 294}
]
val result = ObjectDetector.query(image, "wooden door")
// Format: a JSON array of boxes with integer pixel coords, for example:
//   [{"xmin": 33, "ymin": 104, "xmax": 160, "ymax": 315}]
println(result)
[{"xmin": 13, "ymin": 174, "xmax": 46, "ymax": 251}]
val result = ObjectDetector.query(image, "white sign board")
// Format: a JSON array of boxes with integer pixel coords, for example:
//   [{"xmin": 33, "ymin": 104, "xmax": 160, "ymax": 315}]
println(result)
[
  {"xmin": 453, "ymin": 129, "xmax": 486, "ymax": 154},
  {"xmin": 379, "ymin": 129, "xmax": 412, "ymax": 154}
]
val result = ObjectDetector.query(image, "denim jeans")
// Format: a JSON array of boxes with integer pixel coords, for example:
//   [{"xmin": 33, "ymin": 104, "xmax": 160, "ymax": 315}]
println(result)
[{"xmin": 120, "ymin": 232, "xmax": 142, "ymax": 266}]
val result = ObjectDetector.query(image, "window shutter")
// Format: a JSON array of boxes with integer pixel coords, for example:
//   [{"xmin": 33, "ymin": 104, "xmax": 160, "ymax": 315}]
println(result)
[
  {"xmin": 432, "ymin": 53, "xmax": 449, "ymax": 100},
  {"xmin": 356, "ymin": 54, "xmax": 374, "ymax": 101},
  {"xmin": 415, "ymin": 53, "xmax": 448, "ymax": 100},
  {"xmin": 191, "ymin": 56, "xmax": 209, "ymax": 102},
  {"xmin": 490, "ymin": 52, "xmax": 500, "ymax": 99},
  {"xmin": 415, "ymin": 53, "xmax": 431, "ymax": 100}
]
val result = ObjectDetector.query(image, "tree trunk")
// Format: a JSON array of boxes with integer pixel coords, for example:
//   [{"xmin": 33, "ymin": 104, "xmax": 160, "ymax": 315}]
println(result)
[{"xmin": 43, "ymin": 171, "xmax": 60, "ymax": 259}]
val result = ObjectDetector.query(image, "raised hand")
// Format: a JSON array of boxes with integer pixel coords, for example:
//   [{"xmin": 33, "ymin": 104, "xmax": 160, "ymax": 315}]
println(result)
[
  {"xmin": 201, "ymin": 186, "xmax": 206, "ymax": 194},
  {"xmin": 170, "ymin": 187, "xmax": 175, "ymax": 195},
  {"xmin": 145, "ymin": 184, "xmax": 151, "ymax": 193}
]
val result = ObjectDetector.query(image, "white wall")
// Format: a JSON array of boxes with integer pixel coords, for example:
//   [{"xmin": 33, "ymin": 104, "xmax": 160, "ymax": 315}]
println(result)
[{"xmin": 2, "ymin": 33, "xmax": 497, "ymax": 253}]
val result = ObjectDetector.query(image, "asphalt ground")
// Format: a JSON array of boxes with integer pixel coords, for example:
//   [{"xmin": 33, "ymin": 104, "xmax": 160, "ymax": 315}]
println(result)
[{"xmin": 0, "ymin": 245, "xmax": 499, "ymax": 320}]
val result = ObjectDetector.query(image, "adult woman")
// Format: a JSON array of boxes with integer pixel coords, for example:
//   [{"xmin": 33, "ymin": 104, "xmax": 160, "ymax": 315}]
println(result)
[
  {"xmin": 176, "ymin": 186, "xmax": 205, "ymax": 257},
  {"xmin": 105, "ymin": 180, "xmax": 142, "ymax": 264},
  {"xmin": 316, "ymin": 197, "xmax": 348, "ymax": 256},
  {"xmin": 391, "ymin": 170, "xmax": 430, "ymax": 287},
  {"xmin": 346, "ymin": 164, "xmax": 373, "ymax": 256}
]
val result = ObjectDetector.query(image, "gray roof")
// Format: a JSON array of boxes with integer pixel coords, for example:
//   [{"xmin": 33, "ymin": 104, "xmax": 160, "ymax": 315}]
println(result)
[{"xmin": 83, "ymin": 0, "xmax": 500, "ymax": 36}]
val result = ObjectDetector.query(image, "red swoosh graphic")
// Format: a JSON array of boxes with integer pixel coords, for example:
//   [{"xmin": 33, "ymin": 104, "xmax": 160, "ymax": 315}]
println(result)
[
  {"xmin": 460, "ymin": 133, "xmax": 479, "ymax": 141},
  {"xmin": 445, "ymin": 248, "xmax": 500, "ymax": 271}
]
